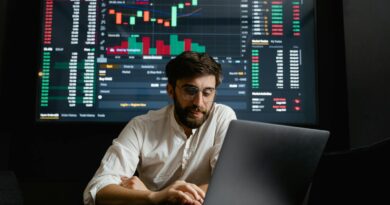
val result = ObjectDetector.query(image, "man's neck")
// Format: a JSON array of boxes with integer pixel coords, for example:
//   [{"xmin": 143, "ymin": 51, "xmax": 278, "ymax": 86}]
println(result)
[
  {"xmin": 184, "ymin": 128, "xmax": 193, "ymax": 138},
  {"xmin": 173, "ymin": 112, "xmax": 193, "ymax": 138}
]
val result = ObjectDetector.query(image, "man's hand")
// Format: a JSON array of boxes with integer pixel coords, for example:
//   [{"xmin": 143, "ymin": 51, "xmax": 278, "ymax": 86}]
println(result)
[
  {"xmin": 149, "ymin": 180, "xmax": 205, "ymax": 205},
  {"xmin": 120, "ymin": 176, "xmax": 150, "ymax": 191}
]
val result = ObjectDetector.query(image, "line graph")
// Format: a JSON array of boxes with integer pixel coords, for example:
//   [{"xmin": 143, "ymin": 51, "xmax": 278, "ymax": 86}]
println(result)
[
  {"xmin": 103, "ymin": 0, "xmax": 242, "ymax": 57},
  {"xmin": 108, "ymin": 2, "xmax": 202, "ymax": 28}
]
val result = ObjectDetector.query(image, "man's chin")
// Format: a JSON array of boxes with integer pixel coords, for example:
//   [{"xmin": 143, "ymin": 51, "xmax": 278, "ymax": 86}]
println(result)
[{"xmin": 184, "ymin": 117, "xmax": 204, "ymax": 129}]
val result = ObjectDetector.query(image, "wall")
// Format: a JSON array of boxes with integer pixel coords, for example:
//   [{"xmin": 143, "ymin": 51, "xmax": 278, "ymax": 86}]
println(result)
[
  {"xmin": 2, "ymin": 0, "xmax": 388, "ymax": 204},
  {"xmin": 0, "ymin": 0, "xmax": 8, "ymax": 170},
  {"xmin": 343, "ymin": 0, "xmax": 390, "ymax": 148},
  {"xmin": 316, "ymin": 0, "xmax": 349, "ymax": 150},
  {"xmin": 0, "ymin": 0, "xmax": 7, "ymax": 93}
]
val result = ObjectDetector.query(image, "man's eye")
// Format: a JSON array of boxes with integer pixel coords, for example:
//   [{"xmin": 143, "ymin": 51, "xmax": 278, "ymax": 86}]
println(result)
[
  {"xmin": 203, "ymin": 89, "xmax": 214, "ymax": 96},
  {"xmin": 185, "ymin": 88, "xmax": 199, "ymax": 95}
]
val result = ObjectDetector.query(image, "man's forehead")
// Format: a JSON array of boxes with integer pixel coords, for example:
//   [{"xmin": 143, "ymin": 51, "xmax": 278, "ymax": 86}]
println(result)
[{"xmin": 176, "ymin": 75, "xmax": 216, "ymax": 87}]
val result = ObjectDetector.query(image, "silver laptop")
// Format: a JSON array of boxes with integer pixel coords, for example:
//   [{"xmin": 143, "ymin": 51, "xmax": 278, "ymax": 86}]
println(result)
[{"xmin": 204, "ymin": 120, "xmax": 329, "ymax": 205}]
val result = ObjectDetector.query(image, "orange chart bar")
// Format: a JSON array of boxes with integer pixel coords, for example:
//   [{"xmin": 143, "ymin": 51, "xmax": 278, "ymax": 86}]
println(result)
[
  {"xmin": 116, "ymin": 12, "xmax": 122, "ymax": 24},
  {"xmin": 143, "ymin": 11, "xmax": 150, "ymax": 22}
]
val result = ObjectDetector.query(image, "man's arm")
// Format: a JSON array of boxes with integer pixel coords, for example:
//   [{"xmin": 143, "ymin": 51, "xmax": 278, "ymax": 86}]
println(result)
[
  {"xmin": 120, "ymin": 176, "xmax": 208, "ymax": 194},
  {"xmin": 96, "ymin": 179, "xmax": 205, "ymax": 205},
  {"xmin": 96, "ymin": 184, "xmax": 153, "ymax": 205}
]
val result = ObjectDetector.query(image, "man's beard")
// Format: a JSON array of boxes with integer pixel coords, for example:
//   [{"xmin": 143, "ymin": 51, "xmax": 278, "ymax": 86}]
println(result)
[{"xmin": 173, "ymin": 95, "xmax": 210, "ymax": 129}]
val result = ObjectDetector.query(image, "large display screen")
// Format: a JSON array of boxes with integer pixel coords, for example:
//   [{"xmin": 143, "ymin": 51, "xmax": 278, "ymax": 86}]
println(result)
[{"xmin": 36, "ymin": 0, "xmax": 317, "ymax": 124}]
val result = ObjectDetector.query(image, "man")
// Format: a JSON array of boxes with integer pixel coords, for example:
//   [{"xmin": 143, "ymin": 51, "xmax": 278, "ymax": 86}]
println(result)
[{"xmin": 83, "ymin": 51, "xmax": 237, "ymax": 205}]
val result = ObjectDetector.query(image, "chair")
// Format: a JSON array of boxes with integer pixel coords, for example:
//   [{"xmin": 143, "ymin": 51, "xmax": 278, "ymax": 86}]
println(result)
[
  {"xmin": 308, "ymin": 137, "xmax": 390, "ymax": 204},
  {"xmin": 0, "ymin": 171, "xmax": 23, "ymax": 205}
]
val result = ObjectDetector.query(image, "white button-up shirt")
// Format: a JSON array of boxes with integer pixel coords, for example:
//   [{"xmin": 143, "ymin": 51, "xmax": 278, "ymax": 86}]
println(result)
[{"xmin": 83, "ymin": 103, "xmax": 236, "ymax": 205}]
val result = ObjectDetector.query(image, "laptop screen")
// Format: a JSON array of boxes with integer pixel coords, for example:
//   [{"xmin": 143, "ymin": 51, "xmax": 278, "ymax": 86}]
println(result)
[{"xmin": 204, "ymin": 120, "xmax": 329, "ymax": 205}]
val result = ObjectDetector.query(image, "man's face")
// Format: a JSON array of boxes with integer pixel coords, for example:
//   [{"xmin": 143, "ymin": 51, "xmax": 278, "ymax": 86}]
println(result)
[{"xmin": 169, "ymin": 75, "xmax": 216, "ymax": 129}]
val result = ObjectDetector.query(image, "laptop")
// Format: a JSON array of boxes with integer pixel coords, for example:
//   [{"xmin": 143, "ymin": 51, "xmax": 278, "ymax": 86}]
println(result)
[{"xmin": 204, "ymin": 120, "xmax": 329, "ymax": 205}]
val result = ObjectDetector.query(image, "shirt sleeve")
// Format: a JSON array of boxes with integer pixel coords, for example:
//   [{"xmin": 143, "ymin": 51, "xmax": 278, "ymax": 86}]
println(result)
[
  {"xmin": 83, "ymin": 119, "xmax": 144, "ymax": 205},
  {"xmin": 209, "ymin": 105, "xmax": 237, "ymax": 173}
]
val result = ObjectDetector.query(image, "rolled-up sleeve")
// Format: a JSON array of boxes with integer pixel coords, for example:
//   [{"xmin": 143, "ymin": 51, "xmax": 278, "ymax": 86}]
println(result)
[{"xmin": 83, "ymin": 120, "xmax": 143, "ymax": 205}]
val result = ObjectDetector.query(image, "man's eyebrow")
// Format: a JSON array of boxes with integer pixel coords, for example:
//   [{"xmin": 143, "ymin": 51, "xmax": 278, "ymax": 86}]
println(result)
[
  {"xmin": 181, "ymin": 84, "xmax": 215, "ymax": 90},
  {"xmin": 180, "ymin": 84, "xmax": 197, "ymax": 88}
]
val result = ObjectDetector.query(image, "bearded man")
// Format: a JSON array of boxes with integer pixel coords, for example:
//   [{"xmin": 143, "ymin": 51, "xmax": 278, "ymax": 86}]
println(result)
[{"xmin": 83, "ymin": 51, "xmax": 236, "ymax": 205}]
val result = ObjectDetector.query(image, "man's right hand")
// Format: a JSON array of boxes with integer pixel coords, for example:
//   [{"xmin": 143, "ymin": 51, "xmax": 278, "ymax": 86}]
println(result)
[{"xmin": 149, "ymin": 180, "xmax": 205, "ymax": 205}]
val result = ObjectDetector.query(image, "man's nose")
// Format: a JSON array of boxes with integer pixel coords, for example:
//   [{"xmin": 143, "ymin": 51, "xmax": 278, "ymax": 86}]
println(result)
[{"xmin": 192, "ymin": 91, "xmax": 205, "ymax": 106}]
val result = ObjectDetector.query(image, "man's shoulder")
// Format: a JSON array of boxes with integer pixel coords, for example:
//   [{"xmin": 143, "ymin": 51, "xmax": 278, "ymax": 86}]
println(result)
[
  {"xmin": 211, "ymin": 103, "xmax": 237, "ymax": 121},
  {"xmin": 213, "ymin": 103, "xmax": 236, "ymax": 114}
]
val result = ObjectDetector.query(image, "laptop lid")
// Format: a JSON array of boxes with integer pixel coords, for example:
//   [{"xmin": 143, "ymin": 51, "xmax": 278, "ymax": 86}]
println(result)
[{"xmin": 204, "ymin": 120, "xmax": 329, "ymax": 205}]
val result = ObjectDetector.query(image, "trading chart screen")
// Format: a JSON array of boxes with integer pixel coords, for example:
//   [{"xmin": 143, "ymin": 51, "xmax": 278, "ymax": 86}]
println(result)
[{"xmin": 37, "ymin": 0, "xmax": 317, "ymax": 124}]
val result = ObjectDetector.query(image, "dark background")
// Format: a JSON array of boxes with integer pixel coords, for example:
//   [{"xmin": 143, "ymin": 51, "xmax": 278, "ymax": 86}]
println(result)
[{"xmin": 0, "ymin": 0, "xmax": 389, "ymax": 204}]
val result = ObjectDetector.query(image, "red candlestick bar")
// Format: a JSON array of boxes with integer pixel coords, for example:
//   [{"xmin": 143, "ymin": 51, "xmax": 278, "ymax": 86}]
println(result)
[
  {"xmin": 184, "ymin": 39, "xmax": 192, "ymax": 51},
  {"xmin": 142, "ymin": 37, "xmax": 150, "ymax": 55}
]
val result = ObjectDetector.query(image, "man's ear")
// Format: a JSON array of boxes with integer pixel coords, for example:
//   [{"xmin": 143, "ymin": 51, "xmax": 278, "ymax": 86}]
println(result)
[{"xmin": 167, "ymin": 83, "xmax": 174, "ymax": 99}]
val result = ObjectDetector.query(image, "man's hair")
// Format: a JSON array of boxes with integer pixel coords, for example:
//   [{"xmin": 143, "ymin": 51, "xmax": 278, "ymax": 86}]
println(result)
[{"xmin": 165, "ymin": 51, "xmax": 223, "ymax": 87}]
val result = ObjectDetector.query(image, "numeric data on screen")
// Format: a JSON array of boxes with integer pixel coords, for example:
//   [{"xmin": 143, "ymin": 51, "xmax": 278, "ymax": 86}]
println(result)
[{"xmin": 37, "ymin": 0, "xmax": 317, "ymax": 124}]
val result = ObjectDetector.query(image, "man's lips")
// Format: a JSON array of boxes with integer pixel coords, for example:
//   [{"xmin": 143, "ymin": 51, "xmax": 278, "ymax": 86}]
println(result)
[{"xmin": 189, "ymin": 110, "xmax": 204, "ymax": 118}]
